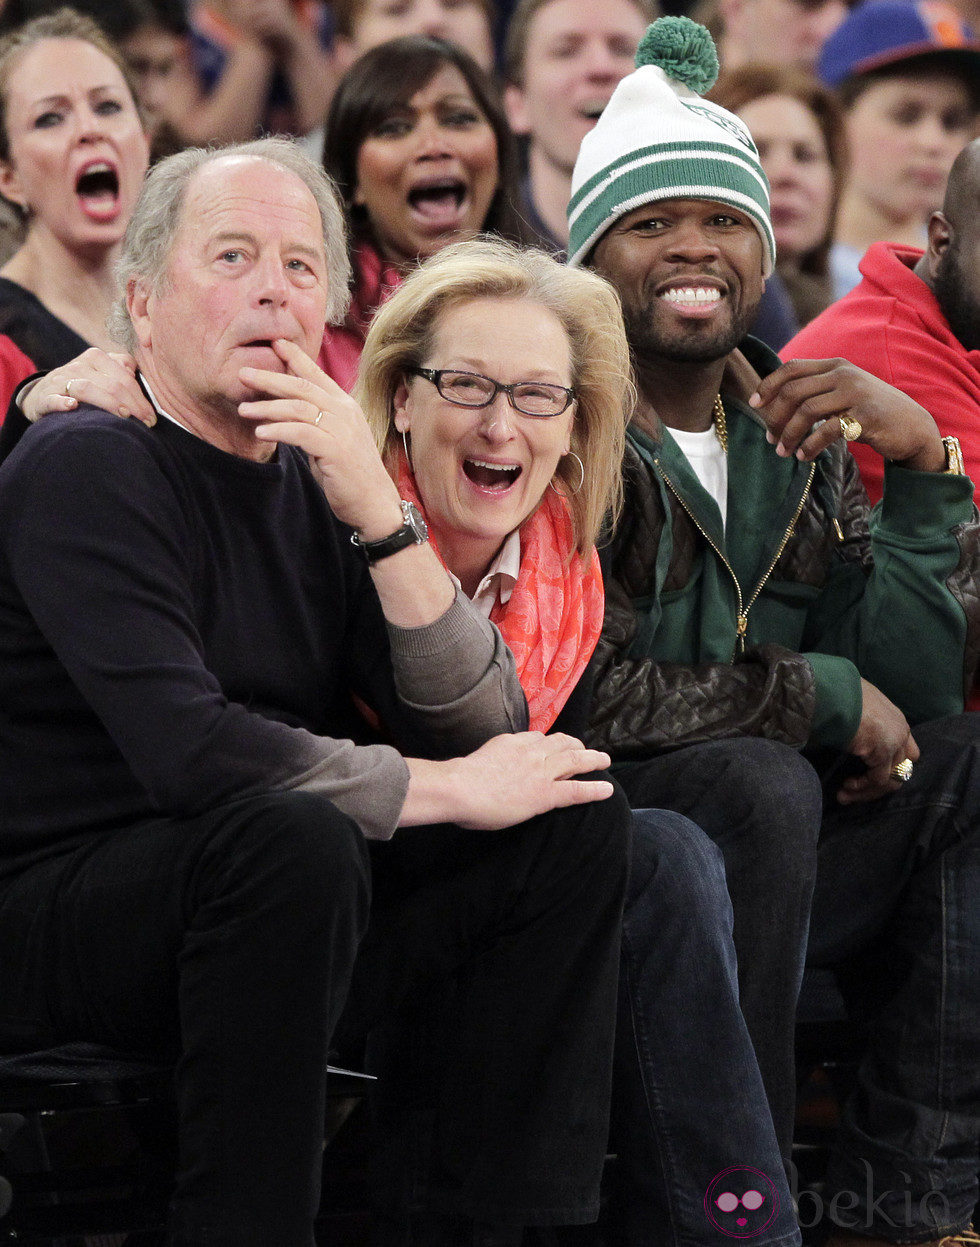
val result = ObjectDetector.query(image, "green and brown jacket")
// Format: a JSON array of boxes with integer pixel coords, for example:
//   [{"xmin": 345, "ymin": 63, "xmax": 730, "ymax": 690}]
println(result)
[{"xmin": 588, "ymin": 339, "xmax": 980, "ymax": 760}]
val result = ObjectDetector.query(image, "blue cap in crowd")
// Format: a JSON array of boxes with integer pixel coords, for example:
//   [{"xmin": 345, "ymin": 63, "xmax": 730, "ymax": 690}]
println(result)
[{"xmin": 818, "ymin": 0, "xmax": 980, "ymax": 88}]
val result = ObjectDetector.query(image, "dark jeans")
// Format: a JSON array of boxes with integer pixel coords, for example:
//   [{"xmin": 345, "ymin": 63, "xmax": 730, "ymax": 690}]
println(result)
[
  {"xmin": 617, "ymin": 719, "xmax": 980, "ymax": 1243},
  {"xmin": 809, "ymin": 714, "xmax": 980, "ymax": 1242},
  {"xmin": 346, "ymin": 787, "xmax": 631, "ymax": 1229},
  {"xmin": 606, "ymin": 809, "xmax": 801, "ymax": 1247},
  {"xmin": 615, "ymin": 739, "xmax": 823, "ymax": 1159},
  {"xmin": 0, "ymin": 785, "xmax": 631, "ymax": 1246}
]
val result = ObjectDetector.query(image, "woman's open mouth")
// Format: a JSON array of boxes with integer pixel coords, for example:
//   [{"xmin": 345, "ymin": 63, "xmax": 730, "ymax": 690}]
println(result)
[
  {"xmin": 463, "ymin": 458, "xmax": 521, "ymax": 491},
  {"xmin": 407, "ymin": 178, "xmax": 469, "ymax": 229},
  {"xmin": 75, "ymin": 161, "xmax": 120, "ymax": 222}
]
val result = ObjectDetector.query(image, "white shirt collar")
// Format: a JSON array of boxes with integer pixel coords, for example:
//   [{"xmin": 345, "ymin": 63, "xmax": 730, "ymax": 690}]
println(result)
[
  {"xmin": 141, "ymin": 376, "xmax": 192, "ymax": 434},
  {"xmin": 464, "ymin": 529, "xmax": 522, "ymax": 618}
]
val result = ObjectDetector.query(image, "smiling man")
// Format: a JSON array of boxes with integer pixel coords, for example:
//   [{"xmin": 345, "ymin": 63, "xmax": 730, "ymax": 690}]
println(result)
[
  {"xmin": 574, "ymin": 19, "xmax": 980, "ymax": 1247},
  {"xmin": 0, "ymin": 137, "xmax": 630, "ymax": 1247}
]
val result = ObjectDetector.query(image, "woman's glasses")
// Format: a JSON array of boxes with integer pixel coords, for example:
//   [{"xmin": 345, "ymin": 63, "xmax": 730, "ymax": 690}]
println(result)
[{"xmin": 407, "ymin": 367, "xmax": 576, "ymax": 418}]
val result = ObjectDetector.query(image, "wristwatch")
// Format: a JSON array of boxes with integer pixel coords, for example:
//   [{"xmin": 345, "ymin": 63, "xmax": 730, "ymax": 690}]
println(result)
[
  {"xmin": 942, "ymin": 436, "xmax": 966, "ymax": 475},
  {"xmin": 350, "ymin": 500, "xmax": 428, "ymax": 565}
]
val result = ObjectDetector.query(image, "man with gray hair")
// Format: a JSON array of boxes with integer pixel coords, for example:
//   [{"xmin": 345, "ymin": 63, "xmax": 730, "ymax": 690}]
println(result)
[{"xmin": 0, "ymin": 138, "xmax": 630, "ymax": 1247}]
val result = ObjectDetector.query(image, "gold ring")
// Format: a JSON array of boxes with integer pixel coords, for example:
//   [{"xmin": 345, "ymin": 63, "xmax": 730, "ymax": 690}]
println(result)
[
  {"xmin": 313, "ymin": 410, "xmax": 324, "ymax": 426},
  {"xmin": 839, "ymin": 415, "xmax": 862, "ymax": 442},
  {"xmin": 890, "ymin": 758, "xmax": 914, "ymax": 783},
  {"xmin": 64, "ymin": 378, "xmax": 76, "ymax": 397}
]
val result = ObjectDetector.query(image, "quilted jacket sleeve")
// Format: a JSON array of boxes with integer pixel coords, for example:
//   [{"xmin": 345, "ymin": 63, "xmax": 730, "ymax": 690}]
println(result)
[{"xmin": 588, "ymin": 610, "xmax": 816, "ymax": 758}]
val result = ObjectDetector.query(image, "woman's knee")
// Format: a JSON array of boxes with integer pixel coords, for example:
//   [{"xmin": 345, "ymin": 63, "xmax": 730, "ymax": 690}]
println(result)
[{"xmin": 535, "ymin": 780, "xmax": 633, "ymax": 906}]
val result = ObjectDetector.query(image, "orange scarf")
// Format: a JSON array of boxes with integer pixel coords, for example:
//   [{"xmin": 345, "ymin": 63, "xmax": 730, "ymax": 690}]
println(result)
[{"xmin": 397, "ymin": 455, "xmax": 604, "ymax": 731}]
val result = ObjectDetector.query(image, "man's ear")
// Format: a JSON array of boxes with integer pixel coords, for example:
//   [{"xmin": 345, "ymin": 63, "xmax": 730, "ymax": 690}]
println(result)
[
  {"xmin": 925, "ymin": 210, "xmax": 952, "ymax": 279},
  {"xmin": 127, "ymin": 276, "xmax": 154, "ymax": 350},
  {"xmin": 503, "ymin": 83, "xmax": 531, "ymax": 137}
]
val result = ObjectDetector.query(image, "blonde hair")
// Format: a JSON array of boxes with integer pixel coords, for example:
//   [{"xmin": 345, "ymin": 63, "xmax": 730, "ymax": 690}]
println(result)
[{"xmin": 356, "ymin": 238, "xmax": 632, "ymax": 556}]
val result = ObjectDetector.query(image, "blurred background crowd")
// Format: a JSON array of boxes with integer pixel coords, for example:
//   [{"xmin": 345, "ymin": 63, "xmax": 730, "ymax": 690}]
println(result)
[{"xmin": 0, "ymin": 0, "xmax": 976, "ymax": 405}]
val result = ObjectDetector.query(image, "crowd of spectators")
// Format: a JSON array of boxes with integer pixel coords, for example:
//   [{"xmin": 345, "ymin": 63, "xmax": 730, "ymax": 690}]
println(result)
[
  {"xmin": 1, "ymin": 1, "xmax": 980, "ymax": 1245},
  {"xmin": 0, "ymin": 0, "xmax": 975, "ymax": 365}
]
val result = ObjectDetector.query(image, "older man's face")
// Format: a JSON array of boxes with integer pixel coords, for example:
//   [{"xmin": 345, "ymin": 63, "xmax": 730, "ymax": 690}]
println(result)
[{"xmin": 132, "ymin": 155, "xmax": 329, "ymax": 423}]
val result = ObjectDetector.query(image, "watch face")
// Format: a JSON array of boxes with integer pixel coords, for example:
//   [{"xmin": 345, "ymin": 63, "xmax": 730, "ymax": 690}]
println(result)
[
  {"xmin": 943, "ymin": 437, "xmax": 966, "ymax": 475},
  {"xmin": 405, "ymin": 501, "xmax": 428, "ymax": 541}
]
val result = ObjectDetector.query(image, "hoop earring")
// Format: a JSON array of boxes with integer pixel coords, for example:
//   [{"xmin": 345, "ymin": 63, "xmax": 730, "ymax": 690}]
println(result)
[
  {"xmin": 562, "ymin": 450, "xmax": 584, "ymax": 495},
  {"xmin": 401, "ymin": 428, "xmax": 412, "ymax": 468}
]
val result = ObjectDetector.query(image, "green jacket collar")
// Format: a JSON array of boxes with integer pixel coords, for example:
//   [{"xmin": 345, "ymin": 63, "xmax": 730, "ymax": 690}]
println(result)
[{"xmin": 626, "ymin": 337, "xmax": 827, "ymax": 592}]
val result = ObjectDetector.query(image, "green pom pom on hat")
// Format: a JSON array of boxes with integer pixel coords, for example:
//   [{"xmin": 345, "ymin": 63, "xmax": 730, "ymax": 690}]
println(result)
[{"xmin": 635, "ymin": 16, "xmax": 719, "ymax": 95}]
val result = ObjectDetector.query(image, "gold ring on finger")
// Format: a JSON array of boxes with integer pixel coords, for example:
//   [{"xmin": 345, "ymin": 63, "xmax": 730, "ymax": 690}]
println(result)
[
  {"xmin": 839, "ymin": 415, "xmax": 862, "ymax": 442},
  {"xmin": 889, "ymin": 758, "xmax": 913, "ymax": 783},
  {"xmin": 314, "ymin": 410, "xmax": 324, "ymax": 426},
  {"xmin": 64, "ymin": 378, "xmax": 77, "ymax": 397}
]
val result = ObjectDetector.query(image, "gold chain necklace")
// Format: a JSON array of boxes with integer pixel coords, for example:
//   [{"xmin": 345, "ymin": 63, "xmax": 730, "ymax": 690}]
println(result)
[{"xmin": 713, "ymin": 393, "xmax": 728, "ymax": 454}]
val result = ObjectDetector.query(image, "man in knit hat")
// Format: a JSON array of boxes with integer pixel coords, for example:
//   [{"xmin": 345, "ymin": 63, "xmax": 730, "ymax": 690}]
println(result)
[{"xmin": 577, "ymin": 17, "xmax": 980, "ymax": 1247}]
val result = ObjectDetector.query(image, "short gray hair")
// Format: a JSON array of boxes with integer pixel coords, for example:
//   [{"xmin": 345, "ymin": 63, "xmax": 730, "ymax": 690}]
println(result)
[{"xmin": 108, "ymin": 137, "xmax": 352, "ymax": 350}]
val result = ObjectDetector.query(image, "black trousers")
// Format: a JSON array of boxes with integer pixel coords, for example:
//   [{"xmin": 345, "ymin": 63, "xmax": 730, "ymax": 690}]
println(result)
[{"xmin": 0, "ymin": 786, "xmax": 630, "ymax": 1246}]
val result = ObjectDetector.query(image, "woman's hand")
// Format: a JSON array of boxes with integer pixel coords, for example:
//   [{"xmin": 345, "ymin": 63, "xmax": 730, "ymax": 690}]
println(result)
[
  {"xmin": 242, "ymin": 338, "xmax": 405, "ymax": 537},
  {"xmin": 22, "ymin": 349, "xmax": 155, "ymax": 426}
]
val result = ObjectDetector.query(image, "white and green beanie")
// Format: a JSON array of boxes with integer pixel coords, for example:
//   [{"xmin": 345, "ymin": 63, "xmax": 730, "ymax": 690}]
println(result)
[{"xmin": 566, "ymin": 16, "xmax": 775, "ymax": 274}]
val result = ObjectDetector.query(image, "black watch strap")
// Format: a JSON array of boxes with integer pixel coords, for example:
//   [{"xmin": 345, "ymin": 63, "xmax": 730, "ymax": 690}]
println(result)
[{"xmin": 351, "ymin": 500, "xmax": 428, "ymax": 565}]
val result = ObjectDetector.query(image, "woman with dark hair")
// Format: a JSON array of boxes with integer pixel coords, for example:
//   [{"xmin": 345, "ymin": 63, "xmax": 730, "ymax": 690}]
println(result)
[
  {"xmin": 711, "ymin": 64, "xmax": 846, "ymax": 326},
  {"xmin": 319, "ymin": 33, "xmax": 527, "ymax": 390}
]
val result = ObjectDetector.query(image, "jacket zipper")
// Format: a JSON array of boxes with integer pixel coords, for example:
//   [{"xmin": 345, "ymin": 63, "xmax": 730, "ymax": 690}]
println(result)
[{"xmin": 655, "ymin": 457, "xmax": 817, "ymax": 658}]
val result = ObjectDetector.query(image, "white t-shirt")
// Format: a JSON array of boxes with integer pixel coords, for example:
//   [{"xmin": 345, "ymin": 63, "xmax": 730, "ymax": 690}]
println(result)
[{"xmin": 670, "ymin": 426, "xmax": 728, "ymax": 528}]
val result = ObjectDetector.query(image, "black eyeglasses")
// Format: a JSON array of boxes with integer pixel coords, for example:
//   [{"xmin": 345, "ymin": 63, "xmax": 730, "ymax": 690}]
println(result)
[{"xmin": 407, "ymin": 367, "xmax": 576, "ymax": 418}]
